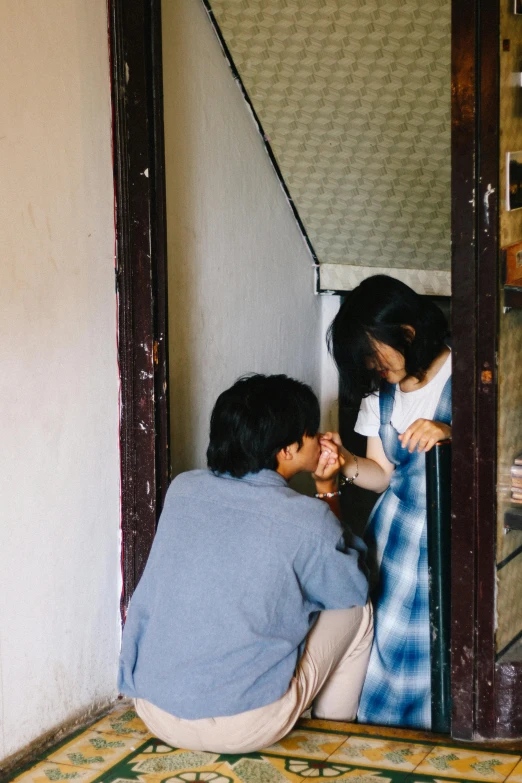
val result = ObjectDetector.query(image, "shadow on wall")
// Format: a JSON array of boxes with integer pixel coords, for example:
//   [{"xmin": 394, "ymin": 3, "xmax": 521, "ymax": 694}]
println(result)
[{"xmin": 161, "ymin": 0, "xmax": 322, "ymax": 477}]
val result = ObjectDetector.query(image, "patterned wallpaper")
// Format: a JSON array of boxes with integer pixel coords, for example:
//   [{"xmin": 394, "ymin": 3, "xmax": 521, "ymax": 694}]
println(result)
[
  {"xmin": 207, "ymin": 0, "xmax": 451, "ymax": 278},
  {"xmin": 497, "ymin": 309, "xmax": 522, "ymax": 654},
  {"xmin": 500, "ymin": 11, "xmax": 522, "ymax": 248},
  {"xmin": 496, "ymin": 6, "xmax": 522, "ymax": 655}
]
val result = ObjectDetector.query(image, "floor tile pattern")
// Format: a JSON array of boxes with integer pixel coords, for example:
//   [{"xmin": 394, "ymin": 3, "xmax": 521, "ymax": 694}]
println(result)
[{"xmin": 6, "ymin": 704, "xmax": 522, "ymax": 783}]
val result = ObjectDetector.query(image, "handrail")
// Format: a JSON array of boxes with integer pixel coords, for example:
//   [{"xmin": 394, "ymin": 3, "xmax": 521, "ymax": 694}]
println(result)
[{"xmin": 426, "ymin": 440, "xmax": 452, "ymax": 734}]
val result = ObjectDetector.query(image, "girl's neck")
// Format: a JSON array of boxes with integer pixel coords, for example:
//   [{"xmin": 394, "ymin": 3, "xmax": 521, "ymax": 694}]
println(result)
[{"xmin": 399, "ymin": 345, "xmax": 450, "ymax": 393}]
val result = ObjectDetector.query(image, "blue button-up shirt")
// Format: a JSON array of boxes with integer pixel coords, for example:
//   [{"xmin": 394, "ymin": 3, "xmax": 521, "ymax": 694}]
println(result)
[{"xmin": 118, "ymin": 469, "xmax": 368, "ymax": 719}]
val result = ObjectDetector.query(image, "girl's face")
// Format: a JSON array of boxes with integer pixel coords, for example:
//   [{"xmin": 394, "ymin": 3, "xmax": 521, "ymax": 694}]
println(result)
[{"xmin": 367, "ymin": 339, "xmax": 408, "ymax": 384}]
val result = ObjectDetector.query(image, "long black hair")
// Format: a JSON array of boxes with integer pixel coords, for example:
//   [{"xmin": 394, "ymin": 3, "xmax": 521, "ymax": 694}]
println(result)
[
  {"xmin": 327, "ymin": 275, "xmax": 448, "ymax": 406},
  {"xmin": 207, "ymin": 374, "xmax": 320, "ymax": 478}
]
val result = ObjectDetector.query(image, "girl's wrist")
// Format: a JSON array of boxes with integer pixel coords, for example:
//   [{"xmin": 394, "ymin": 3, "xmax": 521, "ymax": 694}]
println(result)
[
  {"xmin": 341, "ymin": 451, "xmax": 360, "ymax": 483},
  {"xmin": 434, "ymin": 421, "xmax": 452, "ymax": 441},
  {"xmin": 339, "ymin": 445, "xmax": 350, "ymax": 463}
]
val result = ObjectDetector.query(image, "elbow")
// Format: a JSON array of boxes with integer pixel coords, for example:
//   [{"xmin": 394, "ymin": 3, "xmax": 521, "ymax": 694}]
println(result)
[{"xmin": 375, "ymin": 475, "xmax": 391, "ymax": 494}]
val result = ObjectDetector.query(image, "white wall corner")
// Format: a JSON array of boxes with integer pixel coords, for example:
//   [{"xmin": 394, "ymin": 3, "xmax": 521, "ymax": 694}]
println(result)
[{"xmin": 319, "ymin": 294, "xmax": 341, "ymax": 433}]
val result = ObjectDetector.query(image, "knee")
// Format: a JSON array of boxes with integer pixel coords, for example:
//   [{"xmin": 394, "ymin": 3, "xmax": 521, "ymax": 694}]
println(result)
[{"xmin": 359, "ymin": 600, "xmax": 374, "ymax": 642}]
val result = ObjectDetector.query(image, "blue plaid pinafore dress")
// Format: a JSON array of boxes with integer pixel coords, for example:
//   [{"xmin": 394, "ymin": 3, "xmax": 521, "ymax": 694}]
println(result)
[{"xmin": 357, "ymin": 375, "xmax": 451, "ymax": 729}]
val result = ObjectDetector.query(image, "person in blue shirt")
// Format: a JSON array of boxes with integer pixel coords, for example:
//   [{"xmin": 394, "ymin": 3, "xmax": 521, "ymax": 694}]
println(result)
[{"xmin": 118, "ymin": 374, "xmax": 373, "ymax": 753}]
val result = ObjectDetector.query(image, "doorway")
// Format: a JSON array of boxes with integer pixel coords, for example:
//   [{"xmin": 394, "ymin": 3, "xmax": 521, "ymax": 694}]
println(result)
[{"xmin": 109, "ymin": 0, "xmax": 522, "ymax": 741}]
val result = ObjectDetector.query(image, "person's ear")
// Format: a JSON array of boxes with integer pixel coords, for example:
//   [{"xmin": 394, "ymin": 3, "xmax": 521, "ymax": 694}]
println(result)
[
  {"xmin": 402, "ymin": 324, "xmax": 415, "ymax": 342},
  {"xmin": 276, "ymin": 443, "xmax": 298, "ymax": 463}
]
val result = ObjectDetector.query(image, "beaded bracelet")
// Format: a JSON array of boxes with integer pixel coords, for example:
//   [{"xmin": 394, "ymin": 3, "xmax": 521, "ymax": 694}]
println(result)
[
  {"xmin": 315, "ymin": 490, "xmax": 341, "ymax": 499},
  {"xmin": 339, "ymin": 451, "xmax": 359, "ymax": 486}
]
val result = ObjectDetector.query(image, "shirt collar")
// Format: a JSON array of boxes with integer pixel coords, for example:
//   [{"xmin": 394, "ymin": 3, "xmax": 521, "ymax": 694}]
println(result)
[{"xmin": 219, "ymin": 469, "xmax": 287, "ymax": 487}]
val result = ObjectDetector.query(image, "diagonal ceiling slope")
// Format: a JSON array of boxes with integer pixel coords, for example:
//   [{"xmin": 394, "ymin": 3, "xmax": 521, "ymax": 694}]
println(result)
[{"xmin": 206, "ymin": 0, "xmax": 451, "ymax": 294}]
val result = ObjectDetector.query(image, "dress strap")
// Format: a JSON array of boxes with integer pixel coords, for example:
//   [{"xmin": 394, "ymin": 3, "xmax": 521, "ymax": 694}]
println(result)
[
  {"xmin": 433, "ymin": 376, "xmax": 452, "ymax": 424},
  {"xmin": 378, "ymin": 381, "xmax": 396, "ymax": 426}
]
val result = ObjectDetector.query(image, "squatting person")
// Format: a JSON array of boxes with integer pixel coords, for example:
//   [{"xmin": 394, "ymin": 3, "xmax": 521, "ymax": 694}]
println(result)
[{"xmin": 118, "ymin": 373, "xmax": 373, "ymax": 753}]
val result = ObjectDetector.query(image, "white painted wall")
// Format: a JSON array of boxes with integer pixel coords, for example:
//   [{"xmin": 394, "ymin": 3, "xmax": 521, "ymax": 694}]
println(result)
[
  {"xmin": 162, "ymin": 0, "xmax": 331, "ymax": 475},
  {"xmin": 0, "ymin": 1, "xmax": 120, "ymax": 763},
  {"xmin": 319, "ymin": 295, "xmax": 341, "ymax": 434}
]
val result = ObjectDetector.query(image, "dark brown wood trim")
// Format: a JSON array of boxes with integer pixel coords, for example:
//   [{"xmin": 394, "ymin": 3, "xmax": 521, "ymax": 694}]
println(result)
[
  {"xmin": 109, "ymin": 0, "xmax": 170, "ymax": 616},
  {"xmin": 451, "ymin": 0, "xmax": 500, "ymax": 740},
  {"xmin": 474, "ymin": 0, "xmax": 500, "ymax": 740},
  {"xmin": 450, "ymin": 0, "xmax": 479, "ymax": 741},
  {"xmin": 495, "ymin": 662, "xmax": 522, "ymax": 739},
  {"xmin": 150, "ymin": 0, "xmax": 171, "ymax": 520}
]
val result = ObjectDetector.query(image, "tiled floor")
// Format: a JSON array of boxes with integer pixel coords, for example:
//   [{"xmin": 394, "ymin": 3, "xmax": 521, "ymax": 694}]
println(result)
[{"xmin": 7, "ymin": 703, "xmax": 522, "ymax": 783}]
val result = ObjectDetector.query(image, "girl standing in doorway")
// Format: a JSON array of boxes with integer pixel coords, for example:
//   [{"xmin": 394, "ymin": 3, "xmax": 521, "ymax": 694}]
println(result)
[{"xmin": 325, "ymin": 275, "xmax": 451, "ymax": 729}]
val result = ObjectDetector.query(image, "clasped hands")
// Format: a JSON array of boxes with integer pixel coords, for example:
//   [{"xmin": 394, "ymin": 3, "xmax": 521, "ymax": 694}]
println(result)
[{"xmin": 312, "ymin": 433, "xmax": 345, "ymax": 489}]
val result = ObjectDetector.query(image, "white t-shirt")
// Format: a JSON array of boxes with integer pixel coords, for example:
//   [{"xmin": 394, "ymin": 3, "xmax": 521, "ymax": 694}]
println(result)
[{"xmin": 354, "ymin": 351, "xmax": 452, "ymax": 438}]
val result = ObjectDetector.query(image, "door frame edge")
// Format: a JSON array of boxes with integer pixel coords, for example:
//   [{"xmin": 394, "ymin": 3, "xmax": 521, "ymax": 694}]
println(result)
[{"xmin": 109, "ymin": 0, "xmax": 170, "ymax": 616}]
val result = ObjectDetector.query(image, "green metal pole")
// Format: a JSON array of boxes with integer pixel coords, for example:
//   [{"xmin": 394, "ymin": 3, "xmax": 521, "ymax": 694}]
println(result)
[{"xmin": 426, "ymin": 440, "xmax": 452, "ymax": 734}]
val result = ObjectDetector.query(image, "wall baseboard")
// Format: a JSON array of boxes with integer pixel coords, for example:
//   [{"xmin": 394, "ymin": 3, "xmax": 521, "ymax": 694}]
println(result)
[{"xmin": 0, "ymin": 697, "xmax": 119, "ymax": 782}]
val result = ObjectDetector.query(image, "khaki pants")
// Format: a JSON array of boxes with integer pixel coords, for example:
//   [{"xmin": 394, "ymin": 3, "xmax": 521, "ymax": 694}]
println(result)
[{"xmin": 135, "ymin": 601, "xmax": 373, "ymax": 754}]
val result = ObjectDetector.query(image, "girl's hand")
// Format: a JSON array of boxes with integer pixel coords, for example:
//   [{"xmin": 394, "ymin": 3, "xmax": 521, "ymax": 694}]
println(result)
[
  {"xmin": 319, "ymin": 431, "xmax": 349, "ymax": 461},
  {"xmin": 399, "ymin": 420, "xmax": 452, "ymax": 453},
  {"xmin": 312, "ymin": 439, "xmax": 345, "ymax": 491},
  {"xmin": 321, "ymin": 431, "xmax": 344, "ymax": 449},
  {"xmin": 321, "ymin": 432, "xmax": 393, "ymax": 494}
]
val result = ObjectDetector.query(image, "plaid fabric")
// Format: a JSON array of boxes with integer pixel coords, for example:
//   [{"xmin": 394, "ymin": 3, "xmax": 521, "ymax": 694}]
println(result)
[{"xmin": 357, "ymin": 376, "xmax": 452, "ymax": 729}]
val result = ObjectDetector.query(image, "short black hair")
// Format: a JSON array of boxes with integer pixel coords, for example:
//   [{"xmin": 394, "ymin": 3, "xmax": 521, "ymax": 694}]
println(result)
[
  {"xmin": 327, "ymin": 275, "xmax": 448, "ymax": 406},
  {"xmin": 207, "ymin": 374, "xmax": 320, "ymax": 478}
]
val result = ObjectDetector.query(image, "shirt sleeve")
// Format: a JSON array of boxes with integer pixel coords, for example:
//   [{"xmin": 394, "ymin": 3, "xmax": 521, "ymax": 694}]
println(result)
[
  {"xmin": 354, "ymin": 393, "xmax": 380, "ymax": 437},
  {"xmin": 295, "ymin": 525, "xmax": 369, "ymax": 612}
]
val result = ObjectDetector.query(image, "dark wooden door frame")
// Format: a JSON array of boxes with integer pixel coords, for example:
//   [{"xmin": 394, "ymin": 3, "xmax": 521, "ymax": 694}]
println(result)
[
  {"xmin": 451, "ymin": 0, "xmax": 499, "ymax": 741},
  {"xmin": 110, "ymin": 0, "xmax": 515, "ymax": 740},
  {"xmin": 109, "ymin": 0, "xmax": 170, "ymax": 616}
]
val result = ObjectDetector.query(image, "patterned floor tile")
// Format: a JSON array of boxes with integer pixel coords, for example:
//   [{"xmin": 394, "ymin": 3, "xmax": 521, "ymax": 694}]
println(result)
[
  {"xmin": 118, "ymin": 737, "xmax": 222, "ymax": 769},
  {"xmin": 219, "ymin": 756, "xmax": 406, "ymax": 783},
  {"xmin": 79, "ymin": 738, "xmax": 224, "ymax": 783},
  {"xmin": 298, "ymin": 721, "xmax": 442, "ymax": 746},
  {"xmin": 416, "ymin": 747, "xmax": 521, "ymax": 782},
  {"xmin": 10, "ymin": 761, "xmax": 101, "ymax": 783},
  {"xmin": 264, "ymin": 755, "xmax": 409, "ymax": 782},
  {"xmin": 88, "ymin": 703, "xmax": 151, "ymax": 739},
  {"xmin": 328, "ymin": 737, "xmax": 432, "ymax": 771},
  {"xmin": 404, "ymin": 776, "xmax": 469, "ymax": 783},
  {"xmin": 46, "ymin": 731, "xmax": 139, "ymax": 771},
  {"xmin": 152, "ymin": 771, "xmax": 235, "ymax": 783},
  {"xmin": 220, "ymin": 756, "xmax": 311, "ymax": 783},
  {"xmin": 9, "ymin": 706, "xmax": 522, "ymax": 783},
  {"xmin": 260, "ymin": 731, "xmax": 347, "ymax": 759},
  {"xmin": 507, "ymin": 760, "xmax": 522, "ymax": 783},
  {"xmin": 123, "ymin": 760, "xmax": 225, "ymax": 781}
]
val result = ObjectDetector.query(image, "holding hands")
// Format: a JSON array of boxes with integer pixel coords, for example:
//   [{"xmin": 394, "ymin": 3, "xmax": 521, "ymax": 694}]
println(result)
[
  {"xmin": 312, "ymin": 433, "xmax": 345, "ymax": 490},
  {"xmin": 313, "ymin": 420, "xmax": 452, "ymax": 496},
  {"xmin": 311, "ymin": 433, "xmax": 345, "ymax": 518}
]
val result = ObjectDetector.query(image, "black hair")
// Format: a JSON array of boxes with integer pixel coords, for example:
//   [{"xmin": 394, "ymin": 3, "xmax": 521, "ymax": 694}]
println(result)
[
  {"xmin": 206, "ymin": 374, "xmax": 320, "ymax": 478},
  {"xmin": 327, "ymin": 275, "xmax": 448, "ymax": 406}
]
